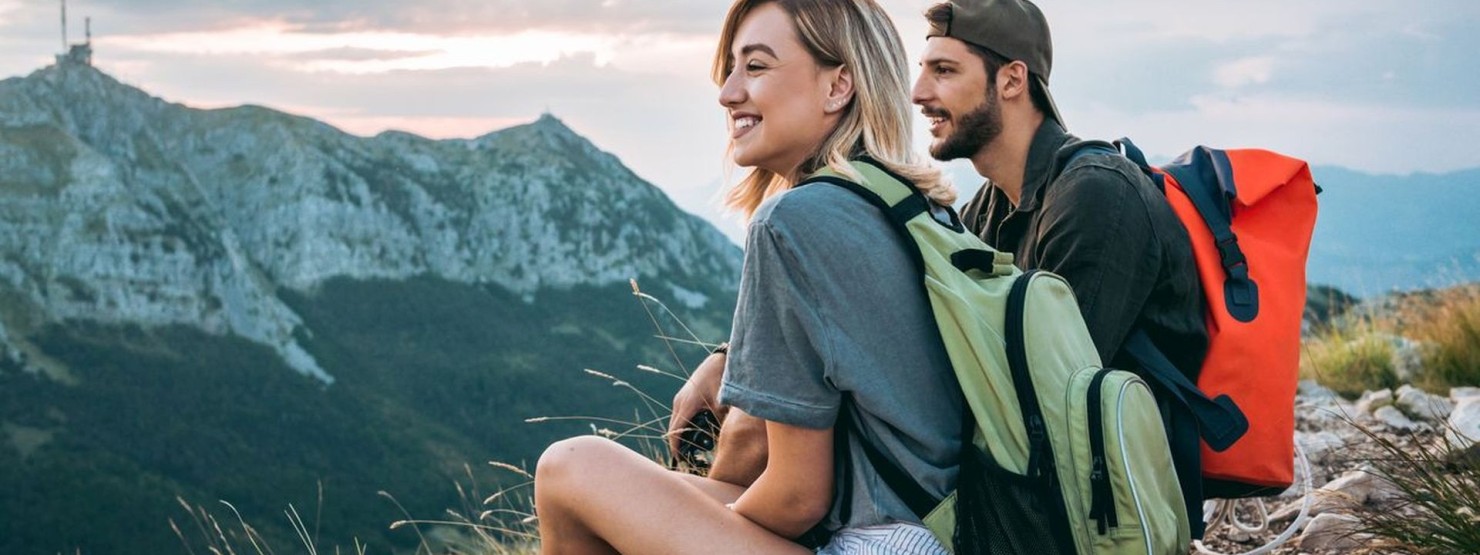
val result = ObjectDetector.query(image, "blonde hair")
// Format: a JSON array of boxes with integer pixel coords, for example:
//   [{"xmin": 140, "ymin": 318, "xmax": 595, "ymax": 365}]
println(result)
[{"xmin": 714, "ymin": 0, "xmax": 956, "ymax": 220}]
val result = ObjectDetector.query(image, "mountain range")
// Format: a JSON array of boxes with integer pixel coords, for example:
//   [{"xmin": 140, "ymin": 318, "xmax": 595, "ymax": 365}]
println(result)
[{"xmin": 0, "ymin": 61, "xmax": 740, "ymax": 553}]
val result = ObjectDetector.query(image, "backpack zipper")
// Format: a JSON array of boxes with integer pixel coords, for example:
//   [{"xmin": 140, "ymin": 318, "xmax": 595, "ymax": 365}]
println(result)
[{"xmin": 1087, "ymin": 368, "xmax": 1119, "ymax": 534}]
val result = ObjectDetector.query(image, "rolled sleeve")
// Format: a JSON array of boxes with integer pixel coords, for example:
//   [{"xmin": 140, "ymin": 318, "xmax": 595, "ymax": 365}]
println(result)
[{"xmin": 719, "ymin": 216, "xmax": 840, "ymax": 429}]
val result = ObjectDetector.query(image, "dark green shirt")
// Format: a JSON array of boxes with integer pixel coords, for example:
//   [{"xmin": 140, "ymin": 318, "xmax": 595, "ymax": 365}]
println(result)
[{"xmin": 960, "ymin": 120, "xmax": 1208, "ymax": 378}]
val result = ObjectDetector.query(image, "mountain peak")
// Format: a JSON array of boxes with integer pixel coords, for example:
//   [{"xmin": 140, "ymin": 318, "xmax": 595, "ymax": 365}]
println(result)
[
  {"xmin": 480, "ymin": 111, "xmax": 580, "ymax": 141},
  {"xmin": 534, "ymin": 111, "xmax": 566, "ymax": 128}
]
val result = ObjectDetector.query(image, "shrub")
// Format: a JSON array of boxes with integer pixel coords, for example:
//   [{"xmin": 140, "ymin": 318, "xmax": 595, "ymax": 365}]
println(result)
[
  {"xmin": 1301, "ymin": 324, "xmax": 1400, "ymax": 398},
  {"xmin": 1401, "ymin": 285, "xmax": 1480, "ymax": 391}
]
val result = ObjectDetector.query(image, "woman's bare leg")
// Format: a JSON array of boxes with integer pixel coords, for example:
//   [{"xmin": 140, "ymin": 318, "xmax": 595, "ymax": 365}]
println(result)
[{"xmin": 535, "ymin": 436, "xmax": 816, "ymax": 555}]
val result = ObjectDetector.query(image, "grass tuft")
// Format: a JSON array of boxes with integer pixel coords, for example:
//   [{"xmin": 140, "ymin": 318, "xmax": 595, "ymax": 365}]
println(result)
[
  {"xmin": 1301, "ymin": 323, "xmax": 1399, "ymax": 398},
  {"xmin": 1347, "ymin": 419, "xmax": 1480, "ymax": 554}
]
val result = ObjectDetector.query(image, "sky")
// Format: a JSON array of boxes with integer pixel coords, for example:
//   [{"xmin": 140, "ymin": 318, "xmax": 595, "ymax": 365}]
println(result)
[{"xmin": 2, "ymin": 1, "xmax": 1479, "ymax": 239}]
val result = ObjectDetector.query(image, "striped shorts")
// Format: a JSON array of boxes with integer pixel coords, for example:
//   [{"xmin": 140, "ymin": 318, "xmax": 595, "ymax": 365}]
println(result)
[{"xmin": 814, "ymin": 522, "xmax": 949, "ymax": 555}]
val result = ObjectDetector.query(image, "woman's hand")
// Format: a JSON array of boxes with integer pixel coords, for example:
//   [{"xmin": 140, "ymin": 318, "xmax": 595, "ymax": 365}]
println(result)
[{"xmin": 668, "ymin": 351, "xmax": 728, "ymax": 460}]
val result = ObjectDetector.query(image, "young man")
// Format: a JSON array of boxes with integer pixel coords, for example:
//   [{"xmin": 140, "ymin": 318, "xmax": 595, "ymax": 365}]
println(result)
[{"xmin": 912, "ymin": 0, "xmax": 1206, "ymax": 377}]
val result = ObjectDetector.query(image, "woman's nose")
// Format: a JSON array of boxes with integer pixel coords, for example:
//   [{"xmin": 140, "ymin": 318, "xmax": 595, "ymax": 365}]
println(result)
[{"xmin": 718, "ymin": 71, "xmax": 745, "ymax": 107}]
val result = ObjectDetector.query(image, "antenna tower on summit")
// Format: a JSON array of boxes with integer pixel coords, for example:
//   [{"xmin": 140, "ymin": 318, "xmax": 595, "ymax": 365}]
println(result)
[{"xmin": 56, "ymin": 0, "xmax": 94, "ymax": 66}]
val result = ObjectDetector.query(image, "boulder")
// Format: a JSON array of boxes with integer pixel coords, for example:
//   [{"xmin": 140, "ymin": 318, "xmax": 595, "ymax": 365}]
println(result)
[
  {"xmin": 1446, "ymin": 396, "xmax": 1480, "ymax": 456},
  {"xmin": 1373, "ymin": 405, "xmax": 1423, "ymax": 431},
  {"xmin": 1357, "ymin": 388, "xmax": 1394, "ymax": 415},
  {"xmin": 1296, "ymin": 430, "xmax": 1347, "ymax": 464},
  {"xmin": 1452, "ymin": 386, "xmax": 1480, "ymax": 402},
  {"xmin": 1396, "ymin": 385, "xmax": 1455, "ymax": 422}
]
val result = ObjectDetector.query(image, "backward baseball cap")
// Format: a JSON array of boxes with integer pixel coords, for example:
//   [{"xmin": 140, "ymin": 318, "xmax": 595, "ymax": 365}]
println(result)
[{"xmin": 925, "ymin": 0, "xmax": 1064, "ymax": 127}]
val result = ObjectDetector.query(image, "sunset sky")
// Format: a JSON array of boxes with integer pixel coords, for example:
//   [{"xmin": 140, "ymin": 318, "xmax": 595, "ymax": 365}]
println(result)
[{"xmin": 2, "ymin": 1, "xmax": 1478, "ymax": 238}]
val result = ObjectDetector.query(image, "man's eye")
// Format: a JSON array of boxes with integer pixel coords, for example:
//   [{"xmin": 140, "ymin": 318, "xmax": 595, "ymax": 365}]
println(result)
[{"xmin": 935, "ymin": 66, "xmax": 953, "ymax": 75}]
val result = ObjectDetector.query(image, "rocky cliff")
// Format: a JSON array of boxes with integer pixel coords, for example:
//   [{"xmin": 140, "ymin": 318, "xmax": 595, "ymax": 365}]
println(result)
[{"xmin": 0, "ymin": 60, "xmax": 740, "ymax": 385}]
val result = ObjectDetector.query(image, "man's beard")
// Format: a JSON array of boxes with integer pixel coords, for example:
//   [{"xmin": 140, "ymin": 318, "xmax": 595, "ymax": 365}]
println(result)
[{"xmin": 928, "ymin": 94, "xmax": 1002, "ymax": 161}]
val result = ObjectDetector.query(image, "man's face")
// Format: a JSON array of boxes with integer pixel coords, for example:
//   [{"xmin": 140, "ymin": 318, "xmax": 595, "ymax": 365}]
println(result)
[{"xmin": 913, "ymin": 36, "xmax": 1002, "ymax": 161}]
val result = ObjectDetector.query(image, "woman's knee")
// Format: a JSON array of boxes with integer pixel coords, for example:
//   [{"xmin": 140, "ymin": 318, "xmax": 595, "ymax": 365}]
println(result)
[{"xmin": 536, "ymin": 435, "xmax": 624, "ymax": 491}]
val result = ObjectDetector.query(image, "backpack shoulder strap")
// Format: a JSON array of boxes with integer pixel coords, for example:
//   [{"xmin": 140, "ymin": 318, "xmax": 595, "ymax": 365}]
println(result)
[
  {"xmin": 1123, "ymin": 330, "xmax": 1249, "ymax": 451},
  {"xmin": 803, "ymin": 160, "xmax": 1014, "ymax": 278},
  {"xmin": 1121, "ymin": 139, "xmax": 1259, "ymax": 323}
]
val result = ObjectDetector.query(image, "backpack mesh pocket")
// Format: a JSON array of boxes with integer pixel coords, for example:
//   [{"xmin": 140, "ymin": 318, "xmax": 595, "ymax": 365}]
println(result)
[{"xmin": 955, "ymin": 446, "xmax": 1077, "ymax": 555}]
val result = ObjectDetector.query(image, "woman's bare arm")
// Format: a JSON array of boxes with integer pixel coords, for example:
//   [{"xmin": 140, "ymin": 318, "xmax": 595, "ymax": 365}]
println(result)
[{"xmin": 729, "ymin": 420, "xmax": 834, "ymax": 539}]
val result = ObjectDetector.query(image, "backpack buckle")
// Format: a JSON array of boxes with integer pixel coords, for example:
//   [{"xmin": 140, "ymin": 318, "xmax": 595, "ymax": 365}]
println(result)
[{"xmin": 1215, "ymin": 237, "xmax": 1247, "ymax": 273}]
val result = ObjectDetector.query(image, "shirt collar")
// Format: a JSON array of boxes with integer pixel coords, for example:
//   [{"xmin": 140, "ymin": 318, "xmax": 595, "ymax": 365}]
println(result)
[{"xmin": 1014, "ymin": 118, "xmax": 1076, "ymax": 213}]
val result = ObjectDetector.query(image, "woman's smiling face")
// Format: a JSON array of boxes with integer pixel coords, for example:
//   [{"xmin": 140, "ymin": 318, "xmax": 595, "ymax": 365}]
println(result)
[{"xmin": 718, "ymin": 2, "xmax": 839, "ymax": 179}]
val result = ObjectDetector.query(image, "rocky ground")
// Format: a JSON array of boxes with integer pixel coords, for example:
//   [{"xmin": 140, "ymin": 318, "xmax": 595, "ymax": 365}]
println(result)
[{"xmin": 1193, "ymin": 381, "xmax": 1480, "ymax": 554}]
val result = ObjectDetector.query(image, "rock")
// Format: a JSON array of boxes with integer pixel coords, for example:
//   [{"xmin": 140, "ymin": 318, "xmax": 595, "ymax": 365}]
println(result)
[
  {"xmin": 1323, "ymin": 469, "xmax": 1395, "ymax": 504},
  {"xmin": 1357, "ymin": 388, "xmax": 1394, "ymax": 415},
  {"xmin": 1297, "ymin": 513, "xmax": 1368, "ymax": 552},
  {"xmin": 1271, "ymin": 469, "xmax": 1390, "ymax": 522},
  {"xmin": 1452, "ymin": 386, "xmax": 1480, "ymax": 402},
  {"xmin": 1447, "ymin": 396, "xmax": 1480, "ymax": 455},
  {"xmin": 1299, "ymin": 379, "xmax": 1342, "ymax": 402},
  {"xmin": 1373, "ymin": 405, "xmax": 1423, "ymax": 431},
  {"xmin": 1296, "ymin": 430, "xmax": 1347, "ymax": 464},
  {"xmin": 1389, "ymin": 336, "xmax": 1427, "ymax": 382},
  {"xmin": 1396, "ymin": 385, "xmax": 1455, "ymax": 422}
]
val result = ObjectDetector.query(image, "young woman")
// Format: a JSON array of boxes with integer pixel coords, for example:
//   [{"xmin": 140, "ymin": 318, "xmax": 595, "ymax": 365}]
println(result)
[{"xmin": 534, "ymin": 1, "xmax": 960, "ymax": 553}]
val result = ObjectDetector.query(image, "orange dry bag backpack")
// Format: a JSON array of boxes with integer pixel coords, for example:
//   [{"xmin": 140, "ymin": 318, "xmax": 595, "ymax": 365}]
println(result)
[
  {"xmin": 1073, "ymin": 140, "xmax": 1320, "ymax": 536},
  {"xmin": 1131, "ymin": 139, "xmax": 1320, "ymax": 501}
]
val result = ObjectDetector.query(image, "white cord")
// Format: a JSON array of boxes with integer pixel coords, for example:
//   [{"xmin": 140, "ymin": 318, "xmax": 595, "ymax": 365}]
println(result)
[{"xmin": 1191, "ymin": 441, "xmax": 1315, "ymax": 555}]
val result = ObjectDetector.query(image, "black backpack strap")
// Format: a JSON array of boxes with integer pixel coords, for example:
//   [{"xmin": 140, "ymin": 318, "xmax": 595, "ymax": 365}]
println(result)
[
  {"xmin": 838, "ymin": 395, "xmax": 941, "ymax": 519},
  {"xmin": 1123, "ymin": 330, "xmax": 1248, "ymax": 450},
  {"xmin": 1134, "ymin": 141, "xmax": 1260, "ymax": 323},
  {"xmin": 1005, "ymin": 270, "xmax": 1056, "ymax": 481}
]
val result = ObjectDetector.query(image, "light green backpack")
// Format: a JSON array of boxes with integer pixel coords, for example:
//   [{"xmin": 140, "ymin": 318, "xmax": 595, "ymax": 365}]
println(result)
[{"xmin": 807, "ymin": 160, "xmax": 1189, "ymax": 555}]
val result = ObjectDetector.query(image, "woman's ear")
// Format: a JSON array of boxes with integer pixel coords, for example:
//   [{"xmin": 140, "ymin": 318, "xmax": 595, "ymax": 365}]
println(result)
[{"xmin": 824, "ymin": 65, "xmax": 854, "ymax": 114}]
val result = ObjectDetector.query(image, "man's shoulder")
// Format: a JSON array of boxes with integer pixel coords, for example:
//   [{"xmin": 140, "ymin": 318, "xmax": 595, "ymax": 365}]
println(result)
[{"xmin": 1046, "ymin": 150, "xmax": 1164, "ymax": 217}]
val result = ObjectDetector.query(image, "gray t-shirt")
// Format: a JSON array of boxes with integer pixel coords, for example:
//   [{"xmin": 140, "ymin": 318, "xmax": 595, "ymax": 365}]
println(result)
[{"xmin": 719, "ymin": 182, "xmax": 962, "ymax": 532}]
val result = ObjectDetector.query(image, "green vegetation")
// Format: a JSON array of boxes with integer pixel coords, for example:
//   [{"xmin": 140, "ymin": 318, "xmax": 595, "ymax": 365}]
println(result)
[
  {"xmin": 1301, "ymin": 324, "xmax": 1399, "ymax": 398},
  {"xmin": 1302, "ymin": 284, "xmax": 1480, "ymax": 397},
  {"xmin": 0, "ymin": 277, "xmax": 732, "ymax": 554},
  {"xmin": 1399, "ymin": 285, "xmax": 1480, "ymax": 392}
]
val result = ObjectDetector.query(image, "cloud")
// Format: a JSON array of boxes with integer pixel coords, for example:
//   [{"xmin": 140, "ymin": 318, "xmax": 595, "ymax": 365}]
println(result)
[
  {"xmin": 285, "ymin": 47, "xmax": 438, "ymax": 63},
  {"xmin": 0, "ymin": 1, "xmax": 17, "ymax": 27},
  {"xmin": 1072, "ymin": 93, "xmax": 1480, "ymax": 174},
  {"xmin": 51, "ymin": 0, "xmax": 729, "ymax": 36},
  {"xmin": 101, "ymin": 26, "xmax": 624, "ymax": 73},
  {"xmin": 1213, "ymin": 56, "xmax": 1276, "ymax": 88}
]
